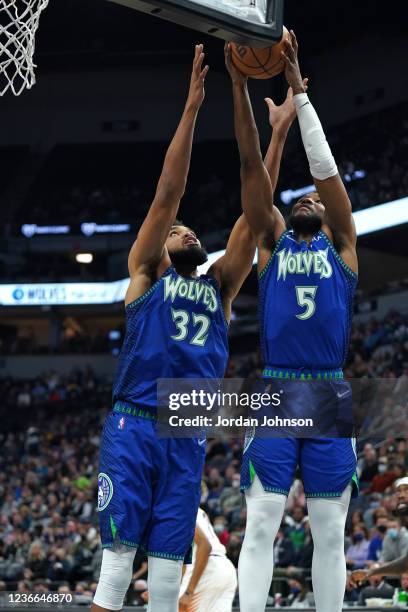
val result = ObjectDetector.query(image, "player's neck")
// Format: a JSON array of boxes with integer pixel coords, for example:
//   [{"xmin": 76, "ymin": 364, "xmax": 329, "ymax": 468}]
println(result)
[
  {"xmin": 174, "ymin": 264, "xmax": 198, "ymax": 278},
  {"xmin": 294, "ymin": 231, "xmax": 315, "ymax": 244}
]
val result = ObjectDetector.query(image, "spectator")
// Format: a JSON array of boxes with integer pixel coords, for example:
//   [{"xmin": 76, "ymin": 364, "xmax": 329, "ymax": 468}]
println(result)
[
  {"xmin": 47, "ymin": 548, "xmax": 72, "ymax": 582},
  {"xmin": 26, "ymin": 543, "xmax": 47, "ymax": 580},
  {"xmin": 401, "ymin": 572, "xmax": 408, "ymax": 592},
  {"xmin": 213, "ymin": 516, "xmax": 230, "ymax": 547},
  {"xmin": 367, "ymin": 517, "xmax": 388, "ymax": 564},
  {"xmin": 286, "ymin": 506, "xmax": 307, "ymax": 552},
  {"xmin": 286, "ymin": 577, "xmax": 314, "ymax": 608},
  {"xmin": 366, "ymin": 461, "xmax": 404, "ymax": 494},
  {"xmin": 380, "ymin": 518, "xmax": 408, "ymax": 563},
  {"xmin": 346, "ymin": 524, "xmax": 370, "ymax": 570},
  {"xmin": 274, "ymin": 526, "xmax": 295, "ymax": 569},
  {"xmin": 358, "ymin": 444, "xmax": 379, "ymax": 488}
]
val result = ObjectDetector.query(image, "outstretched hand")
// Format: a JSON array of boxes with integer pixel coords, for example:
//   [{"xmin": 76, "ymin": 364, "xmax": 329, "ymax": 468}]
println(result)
[
  {"xmin": 265, "ymin": 78, "xmax": 308, "ymax": 132},
  {"xmin": 224, "ymin": 42, "xmax": 248, "ymax": 86},
  {"xmin": 349, "ymin": 569, "xmax": 371, "ymax": 587},
  {"xmin": 281, "ymin": 30, "xmax": 306, "ymax": 95},
  {"xmin": 187, "ymin": 44, "xmax": 209, "ymax": 111}
]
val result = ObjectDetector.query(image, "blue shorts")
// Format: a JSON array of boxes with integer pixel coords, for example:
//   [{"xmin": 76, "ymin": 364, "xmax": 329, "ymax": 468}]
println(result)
[
  {"xmin": 98, "ymin": 402, "xmax": 205, "ymax": 561},
  {"xmin": 241, "ymin": 436, "xmax": 358, "ymax": 498},
  {"xmin": 241, "ymin": 377, "xmax": 358, "ymax": 498}
]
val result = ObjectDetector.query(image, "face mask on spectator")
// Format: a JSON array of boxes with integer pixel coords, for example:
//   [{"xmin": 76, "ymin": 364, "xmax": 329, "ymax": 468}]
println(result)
[
  {"xmin": 377, "ymin": 525, "xmax": 387, "ymax": 534},
  {"xmin": 354, "ymin": 532, "xmax": 364, "ymax": 542},
  {"xmin": 214, "ymin": 524, "xmax": 225, "ymax": 534},
  {"xmin": 378, "ymin": 464, "xmax": 387, "ymax": 474},
  {"xmin": 290, "ymin": 587, "xmax": 301, "ymax": 595},
  {"xmin": 388, "ymin": 528, "xmax": 398, "ymax": 539}
]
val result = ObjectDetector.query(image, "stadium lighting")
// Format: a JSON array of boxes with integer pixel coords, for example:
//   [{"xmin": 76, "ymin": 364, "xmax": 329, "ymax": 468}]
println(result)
[
  {"xmin": 76, "ymin": 253, "xmax": 93, "ymax": 264},
  {"xmin": 280, "ymin": 171, "xmax": 366, "ymax": 205},
  {"xmin": 200, "ymin": 195, "xmax": 408, "ymax": 273},
  {"xmin": 1, "ymin": 196, "xmax": 407, "ymax": 306}
]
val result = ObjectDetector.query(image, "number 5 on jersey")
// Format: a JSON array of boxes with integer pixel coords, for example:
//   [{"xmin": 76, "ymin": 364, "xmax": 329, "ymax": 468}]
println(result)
[
  {"xmin": 171, "ymin": 308, "xmax": 210, "ymax": 346},
  {"xmin": 295, "ymin": 286, "xmax": 318, "ymax": 320}
]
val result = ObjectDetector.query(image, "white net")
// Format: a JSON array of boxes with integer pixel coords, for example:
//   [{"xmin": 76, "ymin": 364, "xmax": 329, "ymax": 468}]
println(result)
[{"xmin": 0, "ymin": 0, "xmax": 49, "ymax": 96}]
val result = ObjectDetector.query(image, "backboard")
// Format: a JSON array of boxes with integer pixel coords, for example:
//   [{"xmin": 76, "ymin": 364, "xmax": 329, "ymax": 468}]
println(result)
[{"xmin": 107, "ymin": 0, "xmax": 284, "ymax": 47}]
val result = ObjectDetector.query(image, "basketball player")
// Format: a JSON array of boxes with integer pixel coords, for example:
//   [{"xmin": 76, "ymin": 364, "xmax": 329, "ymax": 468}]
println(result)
[
  {"xmin": 350, "ymin": 477, "xmax": 408, "ymax": 585},
  {"xmin": 179, "ymin": 507, "xmax": 237, "ymax": 612},
  {"xmin": 91, "ymin": 45, "xmax": 257, "ymax": 612},
  {"xmin": 225, "ymin": 31, "xmax": 358, "ymax": 612}
]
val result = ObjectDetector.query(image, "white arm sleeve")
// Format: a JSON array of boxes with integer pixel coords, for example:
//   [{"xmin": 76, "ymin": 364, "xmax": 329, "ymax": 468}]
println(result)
[{"xmin": 294, "ymin": 93, "xmax": 338, "ymax": 181}]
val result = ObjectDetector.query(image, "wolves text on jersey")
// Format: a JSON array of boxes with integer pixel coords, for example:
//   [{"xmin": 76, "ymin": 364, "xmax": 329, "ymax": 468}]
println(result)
[
  {"xmin": 163, "ymin": 275, "xmax": 218, "ymax": 313},
  {"xmin": 276, "ymin": 248, "xmax": 333, "ymax": 281}
]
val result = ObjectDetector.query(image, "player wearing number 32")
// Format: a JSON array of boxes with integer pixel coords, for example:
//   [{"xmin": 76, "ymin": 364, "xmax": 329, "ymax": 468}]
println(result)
[
  {"xmin": 225, "ymin": 32, "xmax": 358, "ymax": 612},
  {"xmin": 92, "ymin": 45, "xmax": 256, "ymax": 612}
]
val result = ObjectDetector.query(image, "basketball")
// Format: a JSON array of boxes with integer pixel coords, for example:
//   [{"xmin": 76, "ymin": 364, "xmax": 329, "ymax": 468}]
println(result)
[{"xmin": 230, "ymin": 26, "xmax": 290, "ymax": 79}]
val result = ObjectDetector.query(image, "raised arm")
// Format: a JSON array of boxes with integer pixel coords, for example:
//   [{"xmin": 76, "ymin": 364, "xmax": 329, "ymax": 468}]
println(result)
[
  {"xmin": 208, "ymin": 214, "xmax": 256, "ymax": 321},
  {"xmin": 264, "ymin": 80, "xmax": 307, "ymax": 193},
  {"xmin": 224, "ymin": 44, "xmax": 284, "ymax": 259},
  {"xmin": 126, "ymin": 45, "xmax": 209, "ymax": 303},
  {"xmin": 281, "ymin": 31, "xmax": 357, "ymax": 273}
]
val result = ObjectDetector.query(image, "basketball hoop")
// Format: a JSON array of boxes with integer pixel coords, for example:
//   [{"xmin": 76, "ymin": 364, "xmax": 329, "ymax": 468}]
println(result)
[{"xmin": 0, "ymin": 0, "xmax": 49, "ymax": 96}]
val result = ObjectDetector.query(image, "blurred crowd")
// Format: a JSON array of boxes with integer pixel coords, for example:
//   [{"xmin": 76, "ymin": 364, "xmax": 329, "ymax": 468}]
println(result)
[
  {"xmin": 346, "ymin": 310, "xmax": 408, "ymax": 379},
  {"xmin": 0, "ymin": 307, "xmax": 407, "ymax": 606},
  {"xmin": 9, "ymin": 101, "xmax": 408, "ymax": 240},
  {"xmin": 0, "ymin": 325, "xmax": 120, "ymax": 357}
]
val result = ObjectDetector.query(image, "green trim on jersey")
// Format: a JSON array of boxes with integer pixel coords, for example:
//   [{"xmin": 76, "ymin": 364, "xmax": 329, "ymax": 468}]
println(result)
[
  {"xmin": 258, "ymin": 231, "xmax": 288, "ymax": 280},
  {"xmin": 125, "ymin": 266, "xmax": 172, "ymax": 311},
  {"xmin": 318, "ymin": 230, "xmax": 358, "ymax": 279}
]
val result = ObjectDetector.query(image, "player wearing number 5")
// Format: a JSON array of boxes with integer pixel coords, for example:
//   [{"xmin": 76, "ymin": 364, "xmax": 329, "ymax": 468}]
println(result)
[
  {"xmin": 225, "ymin": 33, "xmax": 358, "ymax": 612},
  {"xmin": 92, "ymin": 45, "xmax": 256, "ymax": 612}
]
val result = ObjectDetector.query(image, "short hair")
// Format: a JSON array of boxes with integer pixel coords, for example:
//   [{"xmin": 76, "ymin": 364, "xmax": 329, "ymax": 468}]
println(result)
[{"xmin": 170, "ymin": 220, "xmax": 197, "ymax": 235}]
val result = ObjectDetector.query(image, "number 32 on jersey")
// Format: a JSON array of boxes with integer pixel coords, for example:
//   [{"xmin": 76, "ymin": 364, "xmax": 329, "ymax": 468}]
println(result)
[{"xmin": 171, "ymin": 308, "xmax": 210, "ymax": 346}]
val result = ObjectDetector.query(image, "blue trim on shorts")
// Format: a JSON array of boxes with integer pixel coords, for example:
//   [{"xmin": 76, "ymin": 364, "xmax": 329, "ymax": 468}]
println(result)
[
  {"xmin": 262, "ymin": 366, "xmax": 344, "ymax": 380},
  {"xmin": 102, "ymin": 539, "xmax": 185, "ymax": 560},
  {"xmin": 240, "ymin": 483, "xmax": 289, "ymax": 496}
]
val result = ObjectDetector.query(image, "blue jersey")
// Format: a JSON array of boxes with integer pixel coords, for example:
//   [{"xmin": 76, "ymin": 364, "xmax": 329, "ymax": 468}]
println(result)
[
  {"xmin": 113, "ymin": 266, "xmax": 229, "ymax": 408},
  {"xmin": 259, "ymin": 229, "xmax": 357, "ymax": 372}
]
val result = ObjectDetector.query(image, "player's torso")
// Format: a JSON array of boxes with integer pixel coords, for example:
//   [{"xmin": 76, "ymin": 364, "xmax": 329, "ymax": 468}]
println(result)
[
  {"xmin": 113, "ymin": 267, "xmax": 229, "ymax": 407},
  {"xmin": 259, "ymin": 230, "xmax": 357, "ymax": 372}
]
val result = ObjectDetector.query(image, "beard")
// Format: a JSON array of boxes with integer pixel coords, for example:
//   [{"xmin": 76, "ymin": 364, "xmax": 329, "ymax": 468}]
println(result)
[
  {"xmin": 396, "ymin": 502, "xmax": 408, "ymax": 516},
  {"xmin": 288, "ymin": 212, "xmax": 323, "ymax": 235},
  {"xmin": 169, "ymin": 244, "xmax": 208, "ymax": 267}
]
